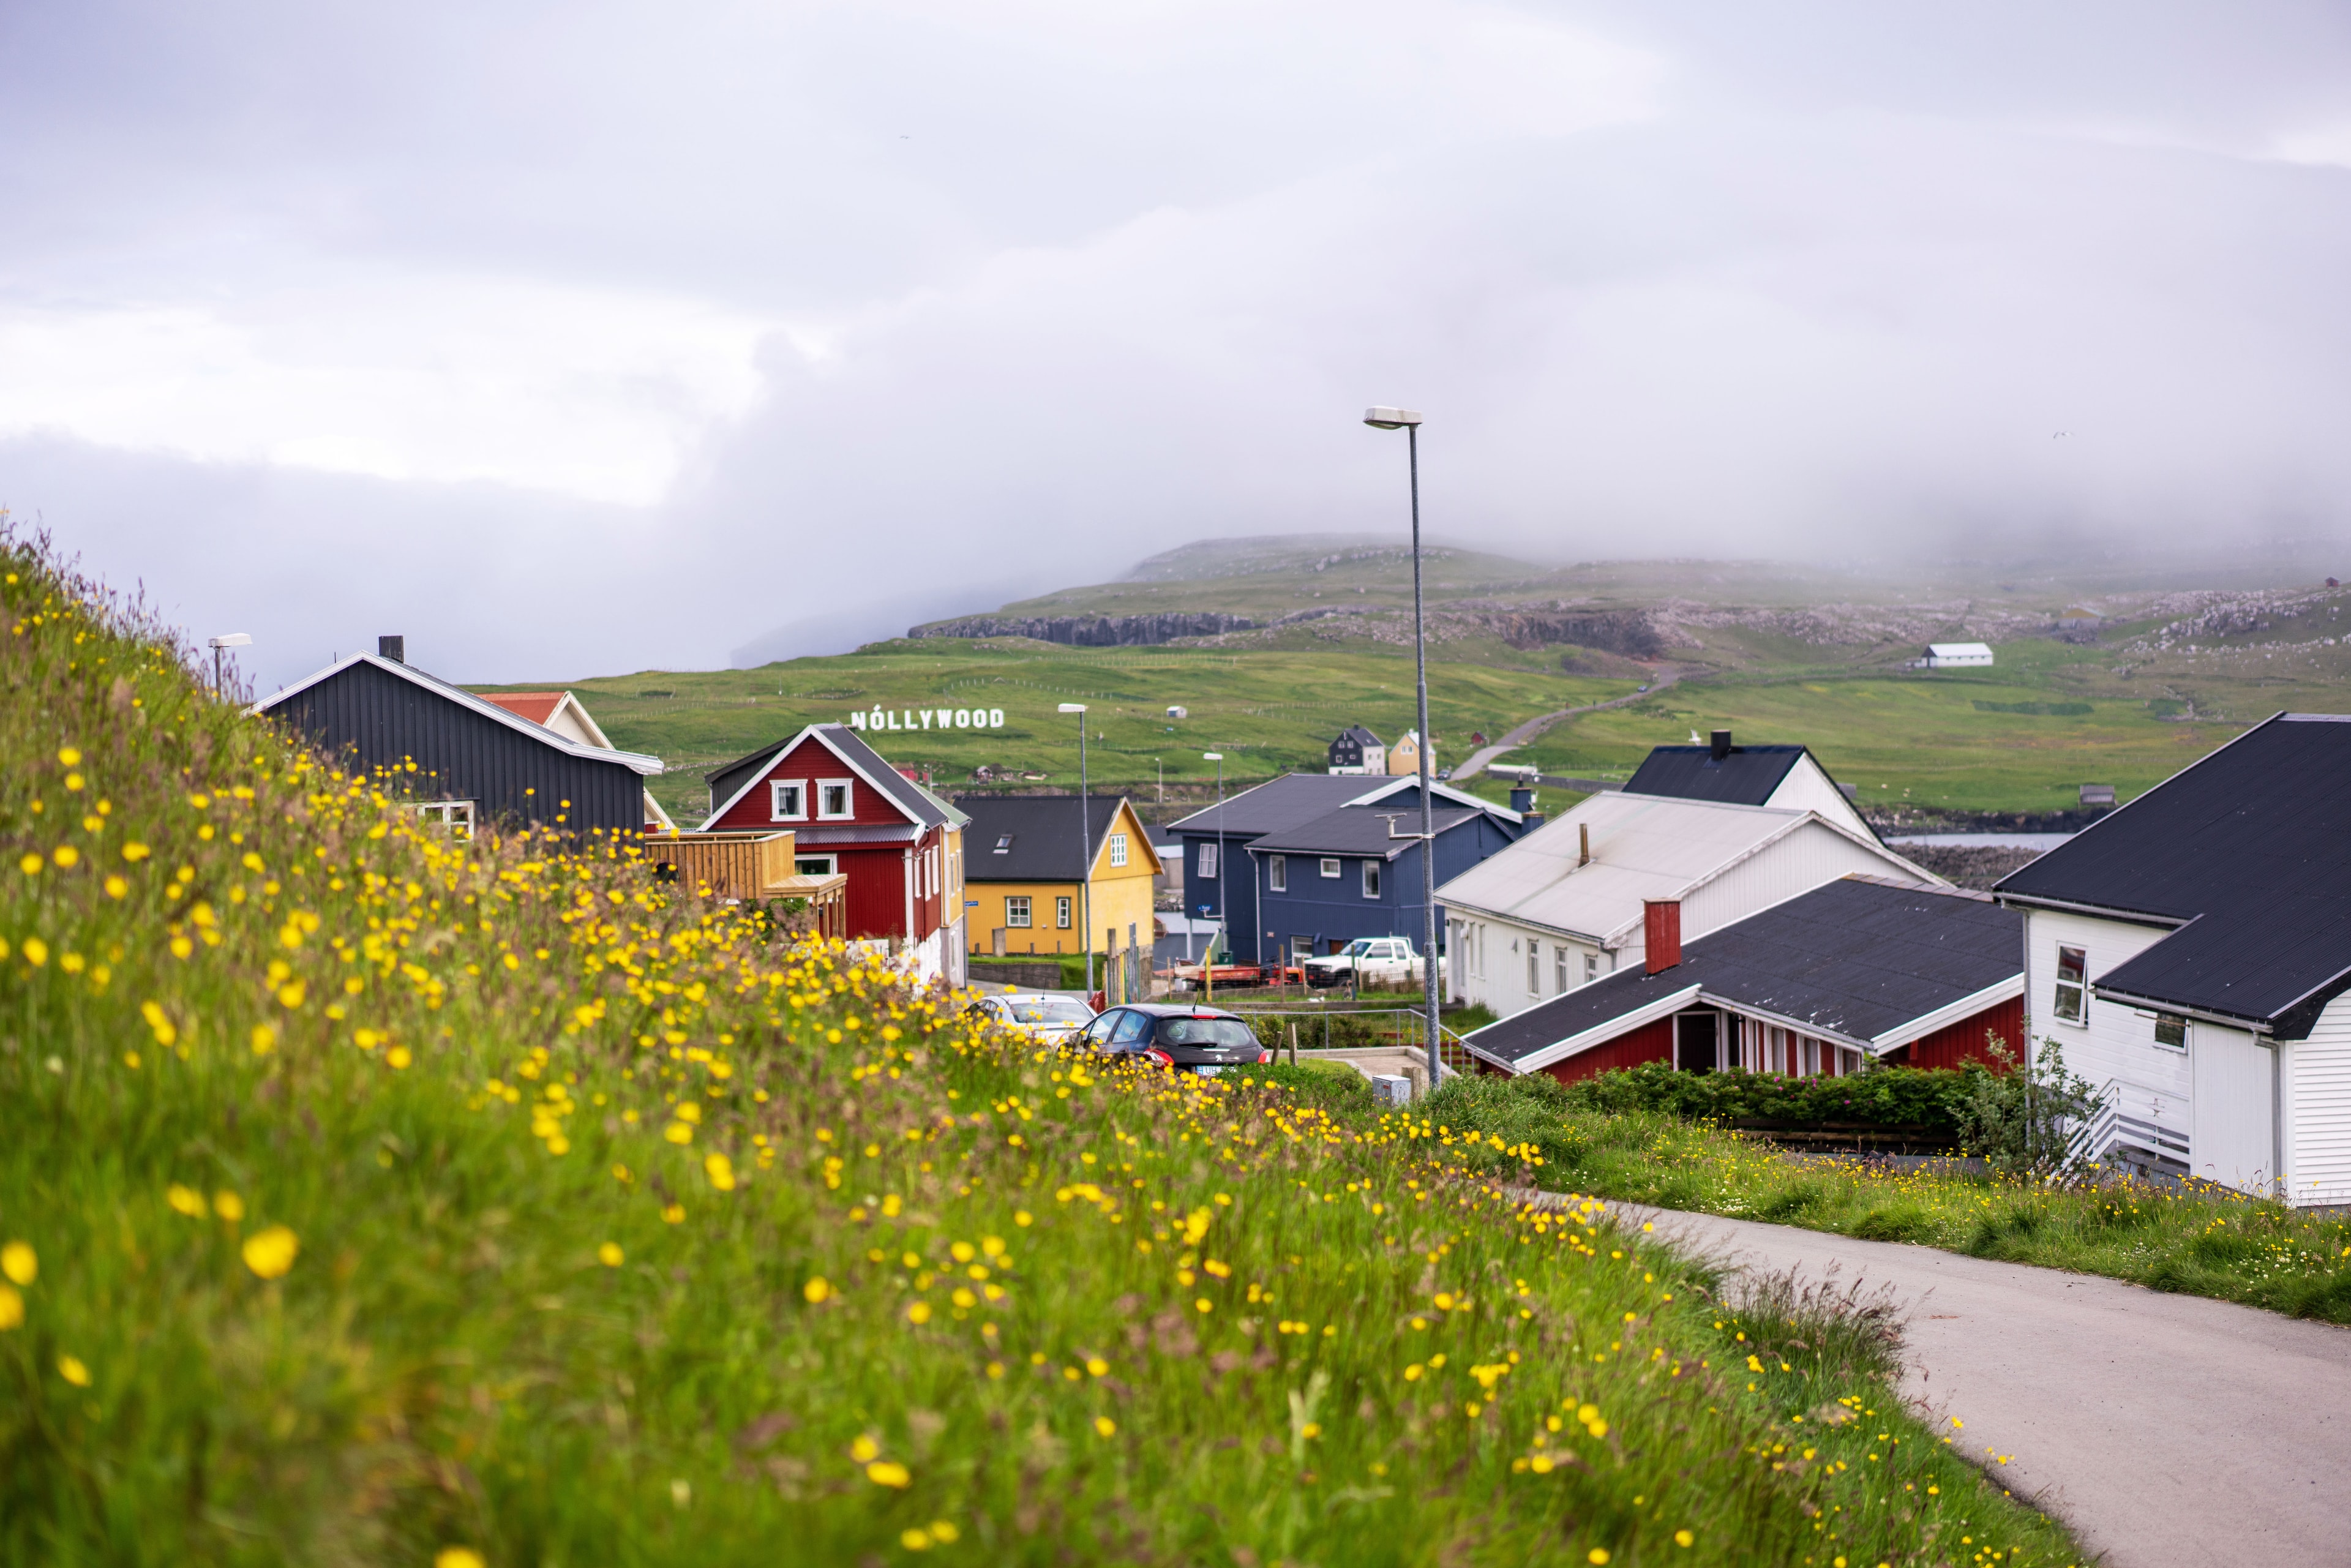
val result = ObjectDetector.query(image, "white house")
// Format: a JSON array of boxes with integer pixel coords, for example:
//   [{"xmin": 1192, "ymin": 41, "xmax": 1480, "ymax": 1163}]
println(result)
[
  {"xmin": 1621, "ymin": 730, "xmax": 1875, "ymax": 839},
  {"xmin": 1922, "ymin": 642, "xmax": 1995, "ymax": 668},
  {"xmin": 1994, "ymin": 713, "xmax": 2351, "ymax": 1204},
  {"xmin": 1436, "ymin": 790, "xmax": 1940, "ymax": 1018}
]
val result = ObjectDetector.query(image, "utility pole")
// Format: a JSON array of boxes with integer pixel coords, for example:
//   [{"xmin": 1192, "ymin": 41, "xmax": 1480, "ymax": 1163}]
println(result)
[{"xmin": 1060, "ymin": 703, "xmax": 1092, "ymax": 999}]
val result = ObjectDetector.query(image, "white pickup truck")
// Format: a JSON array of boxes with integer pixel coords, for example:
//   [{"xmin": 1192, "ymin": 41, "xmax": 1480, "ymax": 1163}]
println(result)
[{"xmin": 1302, "ymin": 937, "xmax": 1441, "ymax": 989}]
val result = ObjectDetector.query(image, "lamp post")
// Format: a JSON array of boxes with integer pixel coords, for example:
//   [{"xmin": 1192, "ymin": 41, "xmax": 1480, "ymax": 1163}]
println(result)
[
  {"xmin": 1202, "ymin": 751, "xmax": 1224, "ymax": 1003},
  {"xmin": 207, "ymin": 632, "xmax": 252, "ymax": 699},
  {"xmin": 1362, "ymin": 405, "xmax": 1441, "ymax": 1091},
  {"xmin": 1059, "ymin": 703, "xmax": 1093, "ymax": 999}
]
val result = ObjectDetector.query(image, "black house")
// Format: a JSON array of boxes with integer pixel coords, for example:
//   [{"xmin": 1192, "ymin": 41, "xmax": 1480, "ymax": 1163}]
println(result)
[
  {"xmin": 255, "ymin": 639, "xmax": 662, "ymax": 837},
  {"xmin": 1329, "ymin": 725, "xmax": 1385, "ymax": 773}
]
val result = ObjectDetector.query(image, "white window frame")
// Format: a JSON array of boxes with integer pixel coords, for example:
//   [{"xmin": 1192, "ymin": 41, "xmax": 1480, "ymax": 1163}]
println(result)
[
  {"xmin": 769, "ymin": 779, "xmax": 808, "ymax": 821},
  {"xmin": 2153, "ymin": 1013, "xmax": 2189, "ymax": 1051},
  {"xmin": 795, "ymin": 853, "xmax": 837, "ymax": 877},
  {"xmin": 1362, "ymin": 860, "xmax": 1381, "ymax": 899},
  {"xmin": 1108, "ymin": 832, "xmax": 1128, "ymax": 868},
  {"xmin": 1199, "ymin": 842, "xmax": 1220, "ymax": 880},
  {"xmin": 1056, "ymin": 895, "xmax": 1072, "ymax": 929},
  {"xmin": 1319, "ymin": 857, "xmax": 1342, "ymax": 879},
  {"xmin": 2055, "ymin": 945, "xmax": 2088, "ymax": 1024},
  {"xmin": 817, "ymin": 778, "xmax": 855, "ymax": 820},
  {"xmin": 1267, "ymin": 854, "xmax": 1287, "ymax": 893},
  {"xmin": 1527, "ymin": 945, "xmax": 1540, "ymax": 995},
  {"xmin": 1005, "ymin": 895, "xmax": 1032, "ymax": 929},
  {"xmin": 410, "ymin": 800, "xmax": 474, "ymax": 839},
  {"xmin": 1554, "ymin": 945, "xmax": 1568, "ymax": 995},
  {"xmin": 1584, "ymin": 951, "xmax": 1599, "ymax": 985}
]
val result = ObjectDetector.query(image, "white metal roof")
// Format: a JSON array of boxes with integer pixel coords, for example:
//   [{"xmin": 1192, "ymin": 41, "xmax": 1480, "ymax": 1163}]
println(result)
[
  {"xmin": 1925, "ymin": 642, "xmax": 1993, "ymax": 658},
  {"xmin": 1434, "ymin": 793, "xmax": 1847, "ymax": 947}
]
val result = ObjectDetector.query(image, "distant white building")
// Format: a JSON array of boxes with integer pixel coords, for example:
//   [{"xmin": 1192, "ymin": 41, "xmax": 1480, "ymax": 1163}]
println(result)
[{"xmin": 1921, "ymin": 642, "xmax": 1995, "ymax": 668}]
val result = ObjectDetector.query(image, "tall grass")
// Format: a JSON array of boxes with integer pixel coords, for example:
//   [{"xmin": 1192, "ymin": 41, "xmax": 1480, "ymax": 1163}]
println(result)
[{"xmin": 0, "ymin": 531, "xmax": 2080, "ymax": 1564}]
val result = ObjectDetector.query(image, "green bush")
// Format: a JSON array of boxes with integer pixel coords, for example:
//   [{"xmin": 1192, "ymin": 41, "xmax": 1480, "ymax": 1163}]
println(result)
[{"xmin": 1550, "ymin": 1060, "xmax": 1973, "ymax": 1134}]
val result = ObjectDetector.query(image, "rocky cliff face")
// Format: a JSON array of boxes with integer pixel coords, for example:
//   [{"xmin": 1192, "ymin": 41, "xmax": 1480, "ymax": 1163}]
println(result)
[{"xmin": 909, "ymin": 611, "xmax": 1259, "ymax": 646}]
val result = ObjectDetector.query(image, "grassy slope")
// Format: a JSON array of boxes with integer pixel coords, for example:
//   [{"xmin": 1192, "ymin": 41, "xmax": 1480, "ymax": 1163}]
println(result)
[
  {"xmin": 0, "ymin": 538, "xmax": 2081, "ymax": 1564},
  {"xmin": 1422, "ymin": 1082, "xmax": 2351, "ymax": 1326}
]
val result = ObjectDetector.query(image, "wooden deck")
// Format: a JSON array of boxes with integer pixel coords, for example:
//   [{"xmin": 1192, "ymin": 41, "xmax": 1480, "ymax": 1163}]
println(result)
[{"xmin": 639, "ymin": 830, "xmax": 847, "ymax": 939}]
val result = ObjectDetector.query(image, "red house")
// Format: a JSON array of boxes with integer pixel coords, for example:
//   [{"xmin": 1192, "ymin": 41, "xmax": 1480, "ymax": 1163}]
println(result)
[
  {"xmin": 1461, "ymin": 876, "xmax": 2023, "ymax": 1081},
  {"xmin": 700, "ymin": 724, "xmax": 969, "ymax": 984}
]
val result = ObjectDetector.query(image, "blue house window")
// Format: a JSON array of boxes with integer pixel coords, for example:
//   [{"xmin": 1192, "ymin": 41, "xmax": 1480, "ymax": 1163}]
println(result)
[
  {"xmin": 1268, "ymin": 854, "xmax": 1287, "ymax": 892},
  {"xmin": 1362, "ymin": 861, "xmax": 1381, "ymax": 898},
  {"xmin": 1199, "ymin": 842, "xmax": 1219, "ymax": 879}
]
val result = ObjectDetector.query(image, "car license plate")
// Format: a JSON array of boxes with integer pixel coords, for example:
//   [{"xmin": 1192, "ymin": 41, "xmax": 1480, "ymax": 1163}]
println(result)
[{"xmin": 1194, "ymin": 1065, "xmax": 1223, "ymax": 1077}]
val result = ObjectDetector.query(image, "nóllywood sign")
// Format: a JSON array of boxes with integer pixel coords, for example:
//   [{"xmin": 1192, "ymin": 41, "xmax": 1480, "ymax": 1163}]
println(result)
[{"xmin": 850, "ymin": 706, "xmax": 1006, "ymax": 733}]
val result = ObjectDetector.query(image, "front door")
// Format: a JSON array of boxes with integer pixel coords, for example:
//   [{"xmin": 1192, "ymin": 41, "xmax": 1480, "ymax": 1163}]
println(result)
[{"xmin": 1676, "ymin": 1012, "xmax": 1718, "ymax": 1075}]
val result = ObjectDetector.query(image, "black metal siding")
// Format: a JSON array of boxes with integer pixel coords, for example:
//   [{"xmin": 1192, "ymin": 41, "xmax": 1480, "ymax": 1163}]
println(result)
[{"xmin": 266, "ymin": 662, "xmax": 643, "ymax": 836}]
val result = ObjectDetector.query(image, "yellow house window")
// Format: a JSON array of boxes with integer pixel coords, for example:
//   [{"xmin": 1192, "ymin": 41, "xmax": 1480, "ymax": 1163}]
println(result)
[
  {"xmin": 1056, "ymin": 896, "xmax": 1072, "ymax": 928},
  {"xmin": 1006, "ymin": 896, "xmax": 1032, "ymax": 928},
  {"xmin": 1108, "ymin": 832, "xmax": 1128, "ymax": 868}
]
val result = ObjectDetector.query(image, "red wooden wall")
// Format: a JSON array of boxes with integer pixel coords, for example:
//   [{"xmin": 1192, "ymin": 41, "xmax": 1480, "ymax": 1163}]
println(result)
[
  {"xmin": 1884, "ymin": 996, "xmax": 2022, "ymax": 1071},
  {"xmin": 1537, "ymin": 1016, "xmax": 1674, "ymax": 1084},
  {"xmin": 707, "ymin": 735, "xmax": 936, "ymax": 944}
]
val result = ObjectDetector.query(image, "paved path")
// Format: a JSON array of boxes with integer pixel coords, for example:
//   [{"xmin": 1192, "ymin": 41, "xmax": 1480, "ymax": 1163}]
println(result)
[
  {"xmin": 1602, "ymin": 1202, "xmax": 2351, "ymax": 1568},
  {"xmin": 1452, "ymin": 667, "xmax": 1682, "ymax": 781}
]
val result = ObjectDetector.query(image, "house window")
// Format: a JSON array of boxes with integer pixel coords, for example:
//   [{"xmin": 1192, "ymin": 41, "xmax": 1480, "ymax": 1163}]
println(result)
[
  {"xmin": 1006, "ymin": 896, "xmax": 1032, "ymax": 928},
  {"xmin": 992, "ymin": 834, "xmax": 1013, "ymax": 854},
  {"xmin": 1056, "ymin": 896, "xmax": 1071, "ymax": 929},
  {"xmin": 2055, "ymin": 945, "xmax": 2088, "ymax": 1023},
  {"xmin": 770, "ymin": 779, "xmax": 808, "ymax": 820},
  {"xmin": 1361, "ymin": 861, "xmax": 1381, "ymax": 898},
  {"xmin": 1108, "ymin": 833, "xmax": 1128, "ymax": 868},
  {"xmin": 817, "ymin": 779, "xmax": 853, "ymax": 819},
  {"xmin": 2154, "ymin": 1013, "xmax": 2188, "ymax": 1051},
  {"xmin": 795, "ymin": 855, "xmax": 836, "ymax": 877},
  {"xmin": 1527, "ymin": 946, "xmax": 1540, "ymax": 995},
  {"xmin": 1320, "ymin": 857, "xmax": 1341, "ymax": 879},
  {"xmin": 1583, "ymin": 951, "xmax": 1599, "ymax": 985},
  {"xmin": 1199, "ymin": 843, "xmax": 1219, "ymax": 880},
  {"xmin": 1268, "ymin": 855, "xmax": 1287, "ymax": 893},
  {"xmin": 410, "ymin": 800, "xmax": 474, "ymax": 839},
  {"xmin": 1554, "ymin": 946, "xmax": 1569, "ymax": 995}
]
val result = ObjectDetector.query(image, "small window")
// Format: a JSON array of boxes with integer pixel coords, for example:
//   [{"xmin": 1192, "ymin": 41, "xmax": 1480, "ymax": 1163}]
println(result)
[
  {"xmin": 1320, "ymin": 857, "xmax": 1342, "ymax": 879},
  {"xmin": 1583, "ymin": 951, "xmax": 1599, "ymax": 985},
  {"xmin": 410, "ymin": 800, "xmax": 474, "ymax": 839},
  {"xmin": 1268, "ymin": 854, "xmax": 1287, "ymax": 893},
  {"xmin": 1108, "ymin": 833, "xmax": 1128, "ymax": 868},
  {"xmin": 2154, "ymin": 1013, "xmax": 2188, "ymax": 1051},
  {"xmin": 992, "ymin": 834, "xmax": 1013, "ymax": 854},
  {"xmin": 1056, "ymin": 896, "xmax": 1071, "ymax": 929},
  {"xmin": 1362, "ymin": 861, "xmax": 1381, "ymax": 898},
  {"xmin": 1554, "ymin": 946, "xmax": 1568, "ymax": 995},
  {"xmin": 1527, "ymin": 946, "xmax": 1539, "ymax": 995},
  {"xmin": 2055, "ymin": 945, "xmax": 2088, "ymax": 1023},
  {"xmin": 817, "ymin": 779, "xmax": 853, "ymax": 819},
  {"xmin": 1006, "ymin": 895, "xmax": 1032, "ymax": 928},
  {"xmin": 770, "ymin": 779, "xmax": 807, "ymax": 820},
  {"xmin": 1199, "ymin": 843, "xmax": 1219, "ymax": 879},
  {"xmin": 795, "ymin": 854, "xmax": 836, "ymax": 877}
]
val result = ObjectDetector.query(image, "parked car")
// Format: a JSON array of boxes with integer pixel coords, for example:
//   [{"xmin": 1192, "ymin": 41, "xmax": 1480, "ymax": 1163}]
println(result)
[
  {"xmin": 966, "ymin": 992, "xmax": 1096, "ymax": 1043},
  {"xmin": 1072, "ymin": 1002, "xmax": 1273, "ymax": 1075},
  {"xmin": 1302, "ymin": 936, "xmax": 1439, "ymax": 989}
]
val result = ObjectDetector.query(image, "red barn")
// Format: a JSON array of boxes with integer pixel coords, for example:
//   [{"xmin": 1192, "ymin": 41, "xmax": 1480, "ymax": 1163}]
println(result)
[
  {"xmin": 1462, "ymin": 876, "xmax": 2022, "ymax": 1081},
  {"xmin": 700, "ymin": 724, "xmax": 969, "ymax": 985}
]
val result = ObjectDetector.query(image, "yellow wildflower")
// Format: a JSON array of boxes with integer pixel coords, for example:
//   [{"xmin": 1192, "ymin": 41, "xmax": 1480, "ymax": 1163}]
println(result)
[
  {"xmin": 435, "ymin": 1551, "xmax": 486, "ymax": 1568},
  {"xmin": 213, "ymin": 1191, "xmax": 246, "ymax": 1222},
  {"xmin": 58, "ymin": 1354, "xmax": 91, "ymax": 1387},
  {"xmin": 53, "ymin": 845, "xmax": 79, "ymax": 868},
  {"xmin": 0, "ymin": 1285, "xmax": 20, "ymax": 1330},
  {"xmin": 598, "ymin": 1242, "xmax": 624, "ymax": 1267},
  {"xmin": 242, "ymin": 1225, "xmax": 299, "ymax": 1280},
  {"xmin": 803, "ymin": 1277, "xmax": 831, "ymax": 1303},
  {"xmin": 1, "ymin": 1241, "xmax": 34, "ymax": 1286},
  {"xmin": 704, "ymin": 1152, "xmax": 735, "ymax": 1191},
  {"xmin": 866, "ymin": 1460, "xmax": 911, "ymax": 1488},
  {"xmin": 167, "ymin": 1185, "xmax": 206, "ymax": 1217}
]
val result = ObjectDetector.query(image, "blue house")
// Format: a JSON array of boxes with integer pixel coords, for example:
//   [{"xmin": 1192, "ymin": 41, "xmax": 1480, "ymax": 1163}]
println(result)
[{"xmin": 1167, "ymin": 775, "xmax": 1523, "ymax": 966}]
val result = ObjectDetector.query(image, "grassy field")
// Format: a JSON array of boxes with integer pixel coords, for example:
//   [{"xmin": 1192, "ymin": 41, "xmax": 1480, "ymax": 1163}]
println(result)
[
  {"xmin": 1422, "ymin": 1079, "xmax": 2351, "ymax": 1326},
  {"xmin": 1, "ymin": 538, "xmax": 2084, "ymax": 1563}
]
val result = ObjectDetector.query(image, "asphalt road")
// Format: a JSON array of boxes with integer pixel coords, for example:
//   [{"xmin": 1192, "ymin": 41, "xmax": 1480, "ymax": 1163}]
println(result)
[{"xmin": 1602, "ymin": 1202, "xmax": 2351, "ymax": 1568}]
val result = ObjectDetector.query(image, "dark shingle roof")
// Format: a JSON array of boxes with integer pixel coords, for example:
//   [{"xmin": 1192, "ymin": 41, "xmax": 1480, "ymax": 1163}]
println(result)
[
  {"xmin": 1464, "ymin": 877, "xmax": 2020, "ymax": 1070},
  {"xmin": 1340, "ymin": 725, "xmax": 1382, "ymax": 745},
  {"xmin": 1166, "ymin": 774, "xmax": 1381, "ymax": 837},
  {"xmin": 706, "ymin": 724, "xmax": 953, "ymax": 828},
  {"xmin": 953, "ymin": 795, "xmax": 1133, "ymax": 882},
  {"xmin": 1623, "ymin": 743, "xmax": 1807, "ymax": 808},
  {"xmin": 1246, "ymin": 805, "xmax": 1487, "ymax": 860},
  {"xmin": 1993, "ymin": 713, "xmax": 2351, "ymax": 1033}
]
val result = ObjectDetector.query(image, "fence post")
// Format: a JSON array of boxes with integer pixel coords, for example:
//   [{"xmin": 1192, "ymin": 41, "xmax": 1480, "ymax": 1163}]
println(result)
[{"xmin": 1287, "ymin": 1021, "xmax": 1297, "ymax": 1067}]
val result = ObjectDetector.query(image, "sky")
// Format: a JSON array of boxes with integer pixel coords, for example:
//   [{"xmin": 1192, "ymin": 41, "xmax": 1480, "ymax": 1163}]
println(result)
[{"xmin": 6, "ymin": 0, "xmax": 2351, "ymax": 690}]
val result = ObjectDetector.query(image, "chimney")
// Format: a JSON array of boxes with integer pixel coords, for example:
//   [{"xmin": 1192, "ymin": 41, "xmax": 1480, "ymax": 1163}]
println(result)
[
  {"xmin": 1709, "ymin": 729, "xmax": 1732, "ymax": 761},
  {"xmin": 1510, "ymin": 786, "xmax": 1536, "ymax": 814},
  {"xmin": 1578, "ymin": 822, "xmax": 1591, "ymax": 868},
  {"xmin": 1643, "ymin": 899, "xmax": 1682, "ymax": 974},
  {"xmin": 378, "ymin": 635, "xmax": 405, "ymax": 664}
]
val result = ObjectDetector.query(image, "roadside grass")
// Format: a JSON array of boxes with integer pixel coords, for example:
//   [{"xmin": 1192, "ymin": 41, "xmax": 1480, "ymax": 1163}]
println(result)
[
  {"xmin": 1423, "ymin": 1079, "xmax": 2351, "ymax": 1327},
  {"xmin": 0, "ymin": 536, "xmax": 2082, "ymax": 1564}
]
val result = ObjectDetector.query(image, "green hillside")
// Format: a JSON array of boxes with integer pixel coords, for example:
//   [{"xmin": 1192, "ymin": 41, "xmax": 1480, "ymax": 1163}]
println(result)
[{"xmin": 0, "ymin": 534, "xmax": 2080, "ymax": 1563}]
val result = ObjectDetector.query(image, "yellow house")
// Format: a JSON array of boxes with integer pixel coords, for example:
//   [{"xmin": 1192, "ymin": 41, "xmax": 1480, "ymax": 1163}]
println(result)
[
  {"xmin": 1388, "ymin": 729, "xmax": 1431, "ymax": 776},
  {"xmin": 954, "ymin": 794, "xmax": 1163, "ymax": 958}
]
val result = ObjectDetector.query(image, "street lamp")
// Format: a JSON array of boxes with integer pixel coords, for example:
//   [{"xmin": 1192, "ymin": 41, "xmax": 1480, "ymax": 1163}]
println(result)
[
  {"xmin": 207, "ymin": 632, "xmax": 252, "ymax": 699},
  {"xmin": 1059, "ymin": 703, "xmax": 1093, "ymax": 999},
  {"xmin": 1202, "ymin": 751, "xmax": 1224, "ymax": 1002},
  {"xmin": 1362, "ymin": 405, "xmax": 1442, "ymax": 1091}
]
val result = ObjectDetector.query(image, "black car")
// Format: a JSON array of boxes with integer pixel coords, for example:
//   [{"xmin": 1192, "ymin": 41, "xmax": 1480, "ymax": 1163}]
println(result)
[{"xmin": 1073, "ymin": 1002, "xmax": 1273, "ymax": 1076}]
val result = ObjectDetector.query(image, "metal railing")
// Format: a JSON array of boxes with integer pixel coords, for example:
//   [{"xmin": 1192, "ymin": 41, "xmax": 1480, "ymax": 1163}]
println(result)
[{"xmin": 1220, "ymin": 1005, "xmax": 1479, "ymax": 1075}]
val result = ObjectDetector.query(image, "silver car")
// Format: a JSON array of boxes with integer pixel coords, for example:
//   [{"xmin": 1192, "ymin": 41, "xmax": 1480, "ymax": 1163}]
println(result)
[{"xmin": 966, "ymin": 992, "xmax": 1096, "ymax": 1043}]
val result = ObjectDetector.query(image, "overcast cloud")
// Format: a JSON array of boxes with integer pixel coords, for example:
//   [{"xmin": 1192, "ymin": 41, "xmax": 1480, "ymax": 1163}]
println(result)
[{"xmin": 5, "ymin": 0, "xmax": 2350, "ymax": 689}]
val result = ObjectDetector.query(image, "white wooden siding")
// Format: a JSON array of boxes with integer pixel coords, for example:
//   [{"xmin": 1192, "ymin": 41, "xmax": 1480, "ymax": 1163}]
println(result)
[
  {"xmin": 1764, "ymin": 755, "xmax": 1875, "ymax": 839},
  {"xmin": 2191, "ymin": 1022, "xmax": 2276, "ymax": 1195},
  {"xmin": 2290, "ymin": 994, "xmax": 2351, "ymax": 1206},
  {"xmin": 2023, "ymin": 908, "xmax": 2188, "ymax": 1162}
]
